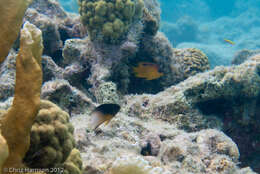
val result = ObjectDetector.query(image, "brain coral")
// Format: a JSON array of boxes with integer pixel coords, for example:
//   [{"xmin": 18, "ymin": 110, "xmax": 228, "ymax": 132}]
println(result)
[
  {"xmin": 174, "ymin": 48, "xmax": 210, "ymax": 79},
  {"xmin": 23, "ymin": 100, "xmax": 76, "ymax": 169},
  {"xmin": 78, "ymin": 0, "xmax": 144, "ymax": 44}
]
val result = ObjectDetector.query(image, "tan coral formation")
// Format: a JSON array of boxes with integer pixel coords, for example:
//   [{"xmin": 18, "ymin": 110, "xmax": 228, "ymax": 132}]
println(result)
[
  {"xmin": 61, "ymin": 148, "xmax": 83, "ymax": 174},
  {"xmin": 24, "ymin": 100, "xmax": 76, "ymax": 169},
  {"xmin": 0, "ymin": 0, "xmax": 33, "ymax": 64},
  {"xmin": 174, "ymin": 48, "xmax": 210, "ymax": 79},
  {"xmin": 0, "ymin": 132, "xmax": 9, "ymax": 174},
  {"xmin": 0, "ymin": 22, "xmax": 43, "ymax": 172}
]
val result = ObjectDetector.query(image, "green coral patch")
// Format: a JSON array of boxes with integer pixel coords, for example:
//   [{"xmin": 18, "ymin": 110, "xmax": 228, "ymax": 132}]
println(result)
[{"xmin": 78, "ymin": 0, "xmax": 144, "ymax": 44}]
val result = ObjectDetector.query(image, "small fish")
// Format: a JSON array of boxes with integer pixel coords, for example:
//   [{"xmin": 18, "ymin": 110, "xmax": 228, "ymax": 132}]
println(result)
[
  {"xmin": 224, "ymin": 39, "xmax": 235, "ymax": 45},
  {"xmin": 133, "ymin": 62, "xmax": 164, "ymax": 80},
  {"xmin": 90, "ymin": 103, "xmax": 120, "ymax": 130}
]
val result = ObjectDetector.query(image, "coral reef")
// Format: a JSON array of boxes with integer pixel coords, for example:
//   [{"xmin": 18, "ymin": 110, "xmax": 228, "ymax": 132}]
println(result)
[
  {"xmin": 232, "ymin": 49, "xmax": 260, "ymax": 65},
  {"xmin": 25, "ymin": 8, "xmax": 63, "ymax": 58},
  {"xmin": 25, "ymin": 0, "xmax": 86, "ymax": 60},
  {"xmin": 71, "ymin": 108, "xmax": 250, "ymax": 174},
  {"xmin": 0, "ymin": 50, "xmax": 16, "ymax": 101},
  {"xmin": 23, "ymin": 100, "xmax": 75, "ymax": 168},
  {"xmin": 0, "ymin": 132, "xmax": 9, "ymax": 174},
  {"xmin": 126, "ymin": 54, "xmax": 260, "ymax": 124},
  {"xmin": 42, "ymin": 56, "xmax": 64, "ymax": 82},
  {"xmin": 140, "ymin": 133, "xmax": 161, "ymax": 156},
  {"xmin": 126, "ymin": 54, "xmax": 260, "ymax": 172},
  {"xmin": 0, "ymin": 21, "xmax": 43, "ymax": 172},
  {"xmin": 78, "ymin": 0, "xmax": 144, "ymax": 43},
  {"xmin": 95, "ymin": 82, "xmax": 120, "ymax": 104},
  {"xmin": 142, "ymin": 9, "xmax": 159, "ymax": 36},
  {"xmin": 41, "ymin": 79, "xmax": 95, "ymax": 116},
  {"xmin": 61, "ymin": 149, "xmax": 83, "ymax": 174},
  {"xmin": 62, "ymin": 39, "xmax": 90, "ymax": 66},
  {"xmin": 107, "ymin": 156, "xmax": 169, "ymax": 174},
  {"xmin": 1, "ymin": 0, "xmax": 260, "ymax": 173},
  {"xmin": 177, "ymin": 42, "xmax": 232, "ymax": 68},
  {"xmin": 124, "ymin": 32, "xmax": 210, "ymax": 94},
  {"xmin": 159, "ymin": 129, "xmax": 239, "ymax": 173},
  {"xmin": 38, "ymin": 0, "xmax": 209, "ymax": 97},
  {"xmin": 173, "ymin": 48, "xmax": 210, "ymax": 79}
]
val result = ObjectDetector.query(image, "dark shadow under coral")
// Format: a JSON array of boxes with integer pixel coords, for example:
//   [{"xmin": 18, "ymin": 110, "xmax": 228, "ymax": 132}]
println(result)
[{"xmin": 196, "ymin": 96, "xmax": 260, "ymax": 173}]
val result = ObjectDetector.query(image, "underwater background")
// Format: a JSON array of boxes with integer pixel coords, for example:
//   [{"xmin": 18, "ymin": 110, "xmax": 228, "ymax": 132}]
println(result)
[
  {"xmin": 0, "ymin": 0, "xmax": 260, "ymax": 173},
  {"xmin": 59, "ymin": 0, "xmax": 260, "ymax": 68}
]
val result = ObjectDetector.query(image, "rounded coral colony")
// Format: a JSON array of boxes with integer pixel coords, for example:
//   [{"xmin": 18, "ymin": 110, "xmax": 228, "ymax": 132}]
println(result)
[
  {"xmin": 23, "ymin": 100, "xmax": 76, "ymax": 169},
  {"xmin": 78, "ymin": 0, "xmax": 144, "ymax": 44}
]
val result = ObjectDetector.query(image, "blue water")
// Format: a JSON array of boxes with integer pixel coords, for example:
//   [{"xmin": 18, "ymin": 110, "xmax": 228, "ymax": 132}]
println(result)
[
  {"xmin": 59, "ymin": 0, "xmax": 260, "ymax": 67},
  {"xmin": 58, "ymin": 0, "xmax": 78, "ymax": 13}
]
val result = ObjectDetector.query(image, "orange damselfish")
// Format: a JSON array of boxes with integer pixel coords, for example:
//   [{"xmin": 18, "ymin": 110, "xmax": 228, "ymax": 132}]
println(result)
[{"xmin": 133, "ymin": 62, "xmax": 164, "ymax": 80}]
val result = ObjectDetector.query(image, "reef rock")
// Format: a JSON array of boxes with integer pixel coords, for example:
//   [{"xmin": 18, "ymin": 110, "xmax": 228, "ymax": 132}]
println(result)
[
  {"xmin": 25, "ymin": 0, "xmax": 86, "ymax": 59},
  {"xmin": 41, "ymin": 79, "xmax": 95, "ymax": 116},
  {"xmin": 0, "ymin": 50, "xmax": 16, "ymax": 101},
  {"xmin": 232, "ymin": 49, "xmax": 260, "ymax": 65},
  {"xmin": 126, "ymin": 54, "xmax": 260, "ymax": 172},
  {"xmin": 126, "ymin": 54, "xmax": 260, "ymax": 129},
  {"xmin": 70, "ymin": 108, "xmax": 251, "ymax": 174},
  {"xmin": 42, "ymin": 55, "xmax": 64, "ymax": 82}
]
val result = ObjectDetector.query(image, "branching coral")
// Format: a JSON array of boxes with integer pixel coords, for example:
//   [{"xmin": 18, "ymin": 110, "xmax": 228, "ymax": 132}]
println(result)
[
  {"xmin": 78, "ymin": 0, "xmax": 144, "ymax": 43},
  {"xmin": 24, "ymin": 100, "xmax": 76, "ymax": 169},
  {"xmin": 0, "ymin": 0, "xmax": 33, "ymax": 64},
  {"xmin": 0, "ymin": 21, "xmax": 43, "ymax": 172}
]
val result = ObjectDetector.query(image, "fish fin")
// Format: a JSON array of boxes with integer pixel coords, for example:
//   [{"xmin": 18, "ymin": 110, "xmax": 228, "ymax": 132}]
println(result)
[
  {"xmin": 91, "ymin": 111, "xmax": 107, "ymax": 130},
  {"xmin": 104, "ymin": 120, "xmax": 110, "ymax": 126},
  {"xmin": 104, "ymin": 115, "xmax": 113, "ymax": 126}
]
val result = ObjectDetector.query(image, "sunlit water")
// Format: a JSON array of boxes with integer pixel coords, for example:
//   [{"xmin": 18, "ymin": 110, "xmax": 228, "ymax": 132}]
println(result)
[{"xmin": 59, "ymin": 0, "xmax": 260, "ymax": 68}]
